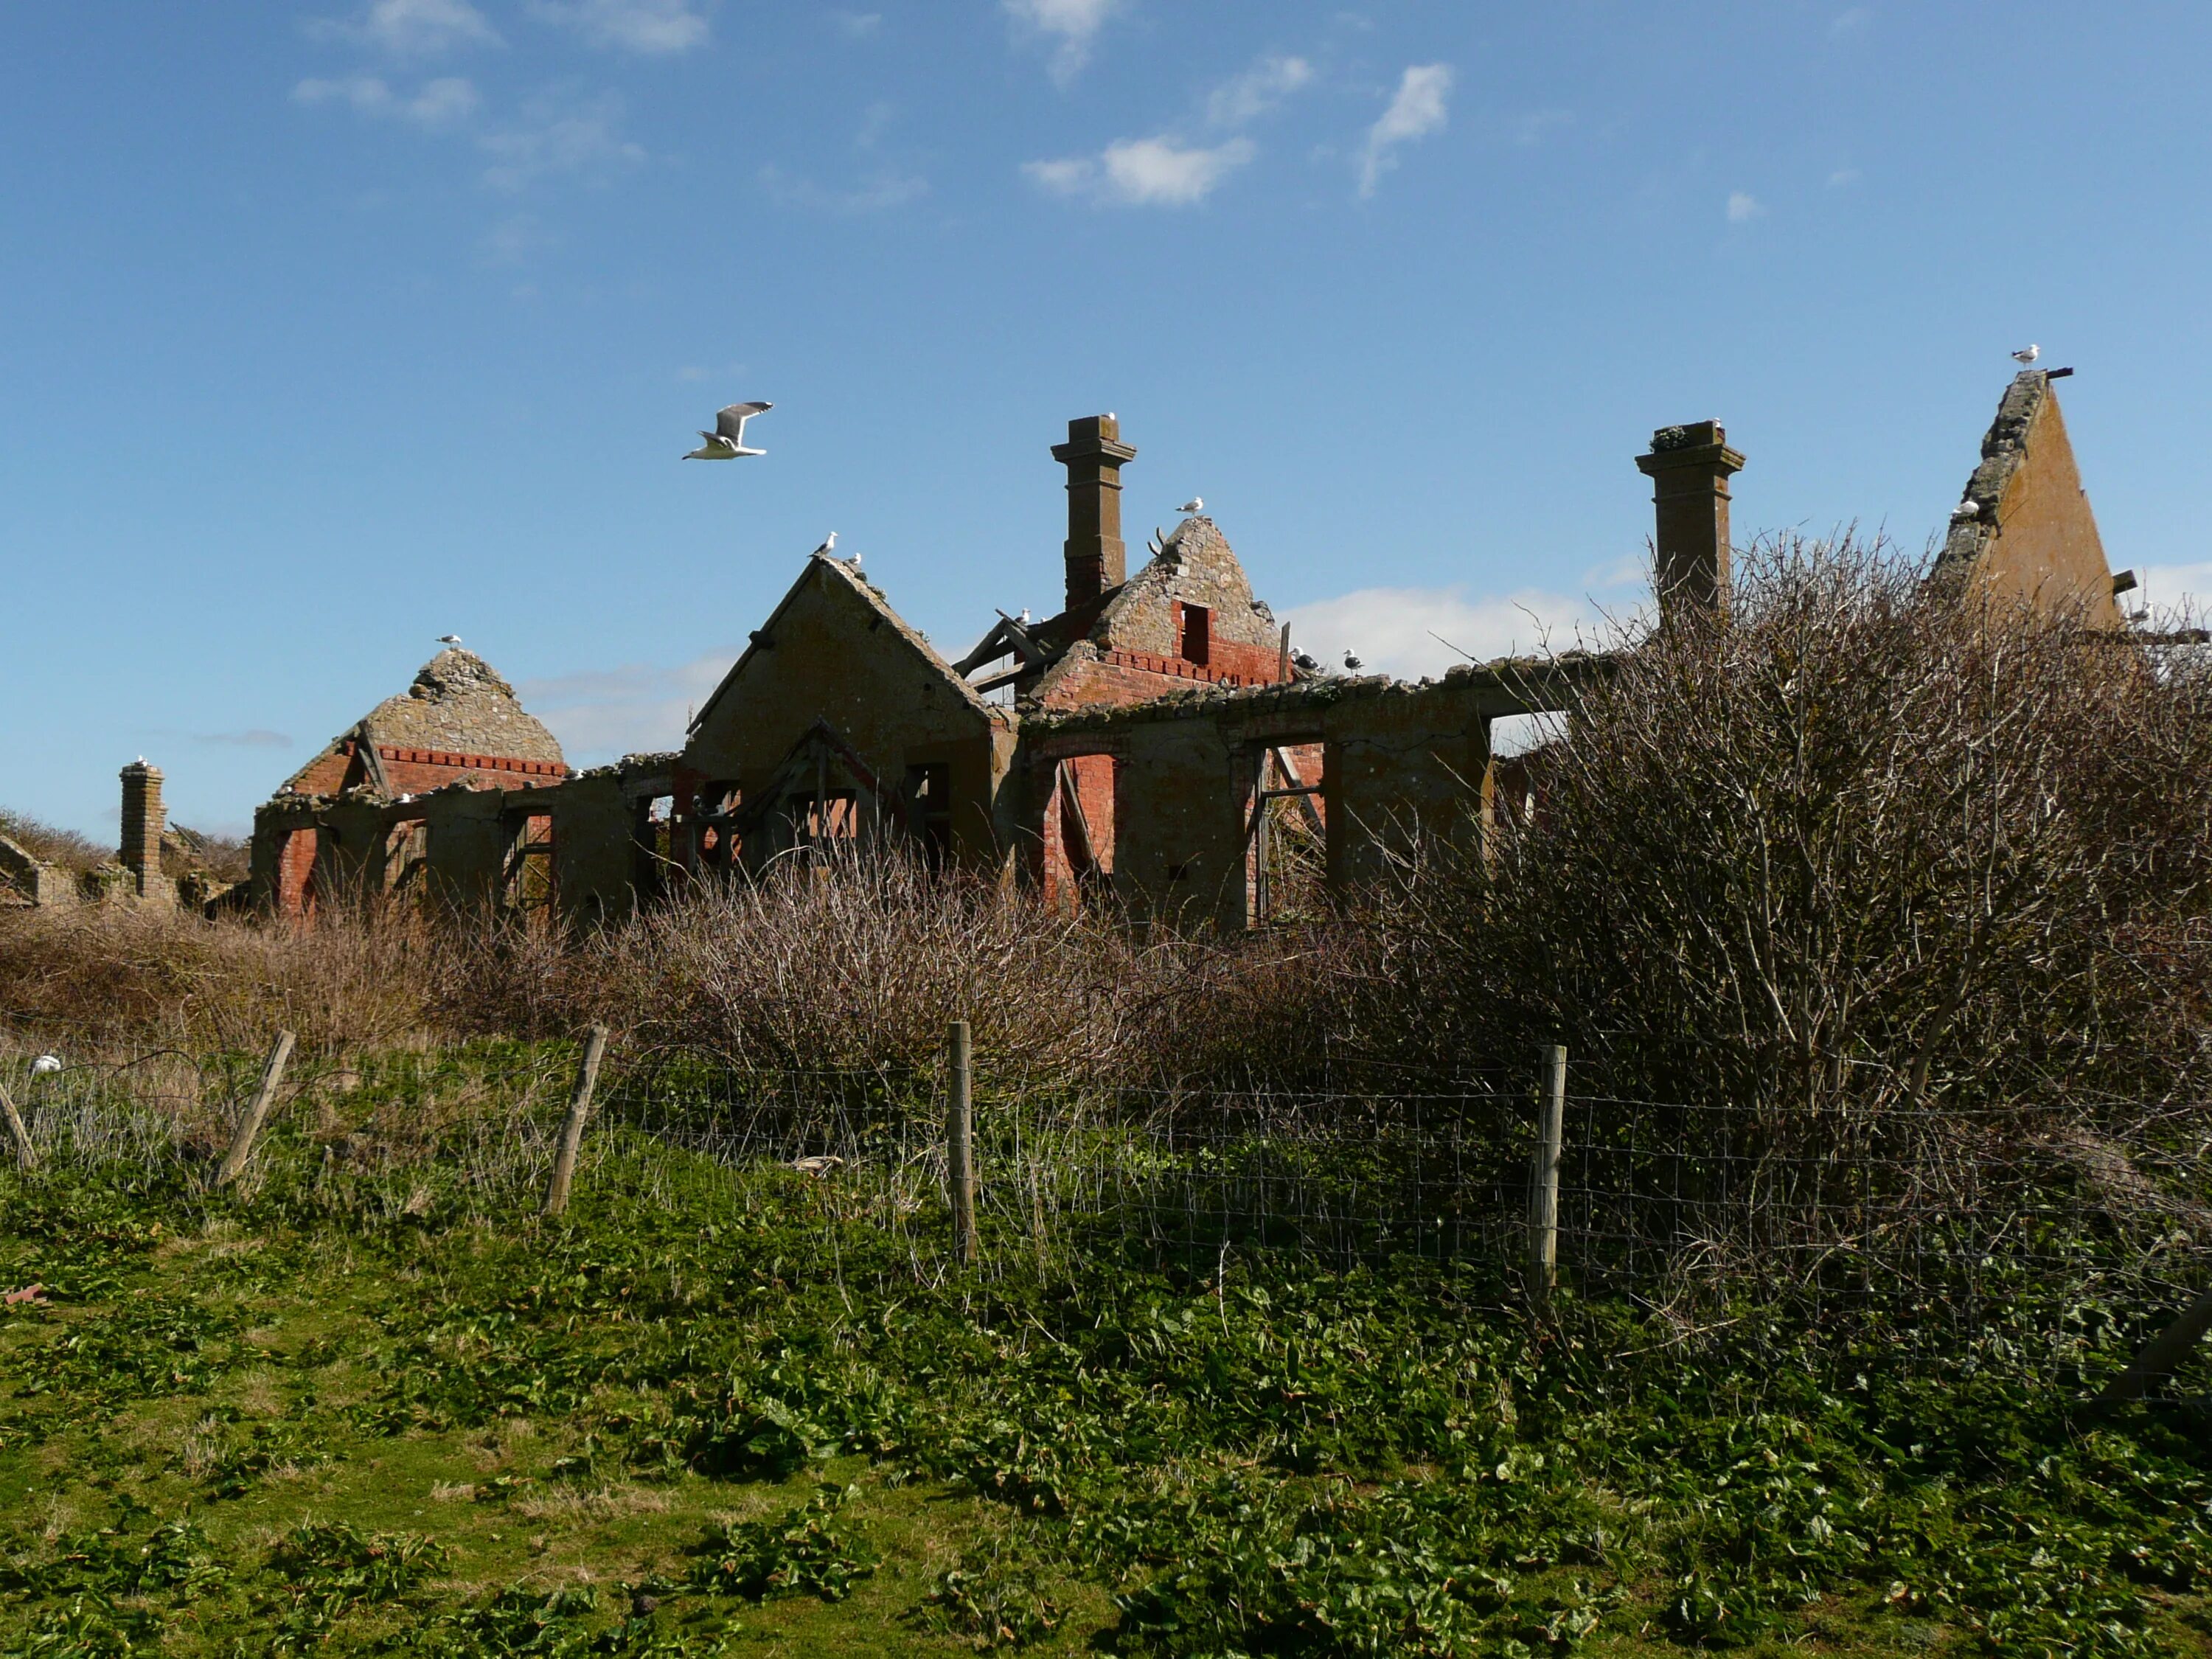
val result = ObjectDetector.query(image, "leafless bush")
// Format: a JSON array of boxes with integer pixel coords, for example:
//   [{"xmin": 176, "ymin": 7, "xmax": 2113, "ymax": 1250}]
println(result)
[
  {"xmin": 0, "ymin": 808, "xmax": 106, "ymax": 874},
  {"xmin": 0, "ymin": 899, "xmax": 441, "ymax": 1058},
  {"xmin": 441, "ymin": 844, "xmax": 1350, "ymax": 1087},
  {"xmin": 1362, "ymin": 532, "xmax": 2212, "ymax": 1144}
]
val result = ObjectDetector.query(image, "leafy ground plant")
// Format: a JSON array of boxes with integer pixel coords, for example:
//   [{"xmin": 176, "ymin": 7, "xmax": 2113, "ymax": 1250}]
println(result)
[{"xmin": 1, "ymin": 1076, "xmax": 2208, "ymax": 1657}]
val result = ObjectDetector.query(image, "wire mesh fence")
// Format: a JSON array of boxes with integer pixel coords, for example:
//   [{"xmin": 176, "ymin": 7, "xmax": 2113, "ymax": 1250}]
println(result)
[{"xmin": 3, "ymin": 1020, "xmax": 2207, "ymax": 1397}]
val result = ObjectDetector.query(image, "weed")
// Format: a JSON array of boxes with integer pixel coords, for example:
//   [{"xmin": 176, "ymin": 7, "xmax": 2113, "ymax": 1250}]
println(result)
[{"xmin": 687, "ymin": 1486, "xmax": 874, "ymax": 1603}]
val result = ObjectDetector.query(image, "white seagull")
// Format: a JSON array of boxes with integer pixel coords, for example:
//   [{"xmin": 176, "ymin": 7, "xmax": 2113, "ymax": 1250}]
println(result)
[
  {"xmin": 31, "ymin": 1055, "xmax": 61, "ymax": 1075},
  {"xmin": 1952, "ymin": 498, "xmax": 1980, "ymax": 519},
  {"xmin": 811, "ymin": 532, "xmax": 838, "ymax": 558},
  {"xmin": 438, "ymin": 634, "xmax": 462, "ymax": 646},
  {"xmin": 684, "ymin": 400, "xmax": 773, "ymax": 460},
  {"xmin": 1178, "ymin": 497, "xmax": 1203, "ymax": 515},
  {"xmin": 2011, "ymin": 344, "xmax": 2040, "ymax": 366},
  {"xmin": 1343, "ymin": 650, "xmax": 1365, "ymax": 672}
]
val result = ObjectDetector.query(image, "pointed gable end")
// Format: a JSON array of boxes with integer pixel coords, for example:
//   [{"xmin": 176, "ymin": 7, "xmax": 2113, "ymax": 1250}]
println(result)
[
  {"xmin": 1933, "ymin": 371, "xmax": 2121, "ymax": 628},
  {"xmin": 684, "ymin": 554, "xmax": 1003, "ymax": 787}
]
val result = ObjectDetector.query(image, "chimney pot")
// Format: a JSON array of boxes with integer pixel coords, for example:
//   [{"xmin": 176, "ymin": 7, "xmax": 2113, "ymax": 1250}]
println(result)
[
  {"xmin": 1636, "ymin": 420, "xmax": 1745, "ymax": 621},
  {"xmin": 1051, "ymin": 414, "xmax": 1138, "ymax": 611}
]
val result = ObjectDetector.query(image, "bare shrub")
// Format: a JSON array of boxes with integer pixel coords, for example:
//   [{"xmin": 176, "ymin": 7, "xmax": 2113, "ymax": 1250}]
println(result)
[
  {"xmin": 1363, "ymin": 532, "xmax": 2212, "ymax": 1128},
  {"xmin": 447, "ymin": 846, "xmax": 1168, "ymax": 1082},
  {"xmin": 0, "ymin": 808, "xmax": 106, "ymax": 874},
  {"xmin": 0, "ymin": 899, "xmax": 440, "ymax": 1057}
]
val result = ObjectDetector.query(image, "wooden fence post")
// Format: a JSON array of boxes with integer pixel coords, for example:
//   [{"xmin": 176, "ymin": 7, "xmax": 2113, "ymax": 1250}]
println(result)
[
  {"xmin": 1528, "ymin": 1043, "xmax": 1567, "ymax": 1307},
  {"xmin": 0, "ymin": 1077, "xmax": 36, "ymax": 1172},
  {"xmin": 214, "ymin": 1030, "xmax": 297, "ymax": 1190},
  {"xmin": 2099, "ymin": 1283, "xmax": 2212, "ymax": 1404},
  {"xmin": 947, "ymin": 1020, "xmax": 976, "ymax": 1265},
  {"xmin": 542, "ymin": 1025, "xmax": 610, "ymax": 1218}
]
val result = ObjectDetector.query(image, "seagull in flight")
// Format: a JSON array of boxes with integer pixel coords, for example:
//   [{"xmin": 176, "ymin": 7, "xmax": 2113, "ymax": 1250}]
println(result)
[
  {"xmin": 684, "ymin": 400, "xmax": 773, "ymax": 460},
  {"xmin": 811, "ymin": 532, "xmax": 838, "ymax": 558},
  {"xmin": 2011, "ymin": 344, "xmax": 2040, "ymax": 366},
  {"xmin": 1343, "ymin": 650, "xmax": 1365, "ymax": 672},
  {"xmin": 1178, "ymin": 497, "xmax": 1203, "ymax": 515}
]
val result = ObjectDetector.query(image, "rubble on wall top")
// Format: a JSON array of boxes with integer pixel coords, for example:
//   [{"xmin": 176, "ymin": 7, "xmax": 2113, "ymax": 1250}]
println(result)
[
  {"xmin": 1935, "ymin": 368, "xmax": 2056, "ymax": 575},
  {"xmin": 1023, "ymin": 647, "xmax": 1612, "ymax": 732}
]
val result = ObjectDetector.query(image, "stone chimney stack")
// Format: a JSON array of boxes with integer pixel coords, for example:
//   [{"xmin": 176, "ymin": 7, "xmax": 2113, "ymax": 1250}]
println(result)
[
  {"xmin": 1051, "ymin": 413, "xmax": 1138, "ymax": 612},
  {"xmin": 119, "ymin": 759, "xmax": 170, "ymax": 902},
  {"xmin": 1635, "ymin": 420, "xmax": 1745, "ymax": 621}
]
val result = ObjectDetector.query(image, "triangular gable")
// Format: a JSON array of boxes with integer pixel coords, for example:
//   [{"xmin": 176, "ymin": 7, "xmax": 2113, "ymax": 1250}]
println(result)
[
  {"xmin": 690, "ymin": 554, "xmax": 1000, "ymax": 738},
  {"xmin": 1933, "ymin": 372, "xmax": 2121, "ymax": 628}
]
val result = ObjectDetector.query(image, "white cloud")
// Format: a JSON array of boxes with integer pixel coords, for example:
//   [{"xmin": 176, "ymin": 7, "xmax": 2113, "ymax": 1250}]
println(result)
[
  {"xmin": 1206, "ymin": 53, "xmax": 1315, "ymax": 128},
  {"xmin": 1726, "ymin": 189, "xmax": 1763, "ymax": 222},
  {"xmin": 292, "ymin": 73, "xmax": 481, "ymax": 128},
  {"xmin": 1003, "ymin": 0, "xmax": 1119, "ymax": 86},
  {"xmin": 477, "ymin": 212, "xmax": 549, "ymax": 263},
  {"xmin": 1281, "ymin": 582, "xmax": 1637, "ymax": 684},
  {"xmin": 1358, "ymin": 63, "xmax": 1452, "ymax": 197},
  {"xmin": 529, "ymin": 0, "xmax": 711, "ymax": 55},
  {"xmin": 1025, "ymin": 135, "xmax": 1256, "ymax": 207},
  {"xmin": 479, "ymin": 92, "xmax": 646, "ymax": 189},
  {"xmin": 519, "ymin": 652, "xmax": 736, "ymax": 762},
  {"xmin": 1512, "ymin": 108, "xmax": 1573, "ymax": 147},
  {"xmin": 759, "ymin": 164, "xmax": 929, "ymax": 213},
  {"xmin": 1020, "ymin": 156, "xmax": 1093, "ymax": 195},
  {"xmin": 313, "ymin": 0, "xmax": 501, "ymax": 55}
]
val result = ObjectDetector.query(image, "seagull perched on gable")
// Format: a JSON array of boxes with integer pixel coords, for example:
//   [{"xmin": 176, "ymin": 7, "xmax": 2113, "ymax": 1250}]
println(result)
[
  {"xmin": 438, "ymin": 633, "xmax": 462, "ymax": 646},
  {"xmin": 811, "ymin": 532, "xmax": 838, "ymax": 559},
  {"xmin": 684, "ymin": 400, "xmax": 773, "ymax": 460},
  {"xmin": 1178, "ymin": 496, "xmax": 1203, "ymax": 515},
  {"xmin": 2011, "ymin": 344, "xmax": 2040, "ymax": 366}
]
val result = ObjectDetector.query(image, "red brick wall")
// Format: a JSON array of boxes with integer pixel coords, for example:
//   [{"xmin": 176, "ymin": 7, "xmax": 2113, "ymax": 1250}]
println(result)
[
  {"xmin": 1043, "ymin": 650, "xmax": 1287, "ymax": 714},
  {"xmin": 287, "ymin": 742, "xmax": 567, "ymax": 800},
  {"xmin": 1040, "ymin": 752, "xmax": 1118, "ymax": 911},
  {"xmin": 277, "ymin": 827, "xmax": 318, "ymax": 917}
]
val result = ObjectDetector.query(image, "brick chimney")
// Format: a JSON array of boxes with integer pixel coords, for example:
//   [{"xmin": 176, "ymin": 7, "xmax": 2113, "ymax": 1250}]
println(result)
[
  {"xmin": 119, "ymin": 759, "xmax": 170, "ymax": 900},
  {"xmin": 1051, "ymin": 414, "xmax": 1138, "ymax": 611},
  {"xmin": 1635, "ymin": 420, "xmax": 1745, "ymax": 621}
]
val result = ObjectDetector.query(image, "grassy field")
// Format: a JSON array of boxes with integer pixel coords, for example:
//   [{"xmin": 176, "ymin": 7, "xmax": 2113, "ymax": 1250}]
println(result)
[{"xmin": 1, "ymin": 1045, "xmax": 2208, "ymax": 1658}]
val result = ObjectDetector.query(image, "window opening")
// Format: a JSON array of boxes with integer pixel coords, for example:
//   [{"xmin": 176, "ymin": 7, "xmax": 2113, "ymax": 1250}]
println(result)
[
  {"xmin": 1245, "ymin": 742, "xmax": 1326, "ymax": 925},
  {"xmin": 1178, "ymin": 602, "xmax": 1211, "ymax": 667},
  {"xmin": 904, "ymin": 763, "xmax": 953, "ymax": 865},
  {"xmin": 383, "ymin": 819, "xmax": 428, "ymax": 895},
  {"xmin": 503, "ymin": 812, "xmax": 555, "ymax": 919}
]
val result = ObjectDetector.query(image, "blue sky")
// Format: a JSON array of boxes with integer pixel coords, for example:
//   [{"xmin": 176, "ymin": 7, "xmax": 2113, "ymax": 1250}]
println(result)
[{"xmin": 3, "ymin": 1, "xmax": 2208, "ymax": 838}]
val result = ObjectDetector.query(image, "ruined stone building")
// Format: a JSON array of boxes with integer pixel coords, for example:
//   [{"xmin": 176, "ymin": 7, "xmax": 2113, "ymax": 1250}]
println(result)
[{"xmin": 188, "ymin": 365, "xmax": 2134, "ymax": 933}]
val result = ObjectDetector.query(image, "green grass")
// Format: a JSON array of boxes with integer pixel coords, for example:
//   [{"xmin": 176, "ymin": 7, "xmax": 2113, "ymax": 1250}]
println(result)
[{"xmin": 1, "ymin": 1051, "xmax": 2208, "ymax": 1657}]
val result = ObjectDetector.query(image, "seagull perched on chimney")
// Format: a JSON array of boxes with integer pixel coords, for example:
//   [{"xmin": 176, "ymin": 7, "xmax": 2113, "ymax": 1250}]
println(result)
[
  {"xmin": 684, "ymin": 400, "xmax": 773, "ymax": 460},
  {"xmin": 811, "ymin": 532, "xmax": 838, "ymax": 559},
  {"xmin": 1343, "ymin": 650, "xmax": 1365, "ymax": 672},
  {"xmin": 2011, "ymin": 344, "xmax": 2040, "ymax": 366},
  {"xmin": 1178, "ymin": 496, "xmax": 1203, "ymax": 515}
]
